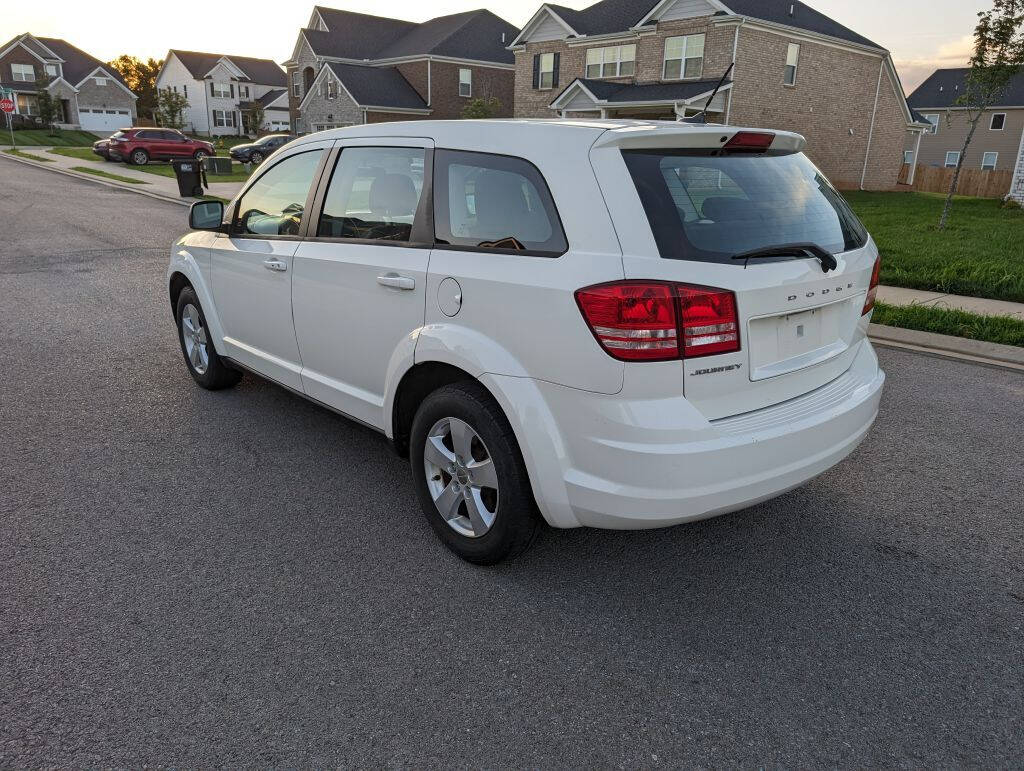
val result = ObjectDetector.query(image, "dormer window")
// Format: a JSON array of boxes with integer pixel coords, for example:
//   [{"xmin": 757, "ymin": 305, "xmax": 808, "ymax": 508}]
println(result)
[{"xmin": 663, "ymin": 34, "xmax": 704, "ymax": 80}]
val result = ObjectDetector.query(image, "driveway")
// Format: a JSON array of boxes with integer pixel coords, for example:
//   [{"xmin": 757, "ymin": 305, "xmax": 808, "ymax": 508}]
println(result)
[{"xmin": 1, "ymin": 160, "xmax": 1021, "ymax": 766}]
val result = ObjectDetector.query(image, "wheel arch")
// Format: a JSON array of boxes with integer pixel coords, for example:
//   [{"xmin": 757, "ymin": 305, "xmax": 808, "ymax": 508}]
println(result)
[{"xmin": 390, "ymin": 361, "xmax": 478, "ymax": 458}]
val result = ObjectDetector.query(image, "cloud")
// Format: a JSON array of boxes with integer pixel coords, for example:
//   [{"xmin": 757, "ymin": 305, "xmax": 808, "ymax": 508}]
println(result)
[{"xmin": 895, "ymin": 35, "xmax": 974, "ymax": 92}]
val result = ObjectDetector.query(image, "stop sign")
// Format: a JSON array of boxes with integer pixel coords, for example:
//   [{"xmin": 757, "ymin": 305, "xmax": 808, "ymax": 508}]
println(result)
[{"xmin": 0, "ymin": 98, "xmax": 14, "ymax": 113}]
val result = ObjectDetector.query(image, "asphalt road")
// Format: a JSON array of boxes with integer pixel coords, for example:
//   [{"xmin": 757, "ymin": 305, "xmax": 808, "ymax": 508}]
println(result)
[{"xmin": 1, "ymin": 159, "xmax": 1022, "ymax": 767}]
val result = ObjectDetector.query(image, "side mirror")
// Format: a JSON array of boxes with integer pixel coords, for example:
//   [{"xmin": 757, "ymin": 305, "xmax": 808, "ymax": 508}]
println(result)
[{"xmin": 189, "ymin": 200, "xmax": 224, "ymax": 231}]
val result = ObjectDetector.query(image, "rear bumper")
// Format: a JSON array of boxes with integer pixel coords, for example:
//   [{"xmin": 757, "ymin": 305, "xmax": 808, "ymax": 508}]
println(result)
[{"xmin": 484, "ymin": 341, "xmax": 884, "ymax": 530}]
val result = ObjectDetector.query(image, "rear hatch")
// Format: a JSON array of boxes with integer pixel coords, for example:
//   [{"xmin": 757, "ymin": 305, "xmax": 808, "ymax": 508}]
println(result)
[{"xmin": 589, "ymin": 126, "xmax": 879, "ymax": 420}]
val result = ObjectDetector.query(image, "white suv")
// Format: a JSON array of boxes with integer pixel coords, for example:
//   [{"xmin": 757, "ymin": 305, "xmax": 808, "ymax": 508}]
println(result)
[{"xmin": 168, "ymin": 119, "xmax": 885, "ymax": 564}]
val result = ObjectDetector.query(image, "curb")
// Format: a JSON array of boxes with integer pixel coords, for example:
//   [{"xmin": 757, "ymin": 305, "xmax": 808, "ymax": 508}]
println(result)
[
  {"xmin": 1, "ymin": 151, "xmax": 192, "ymax": 207},
  {"xmin": 869, "ymin": 323, "xmax": 1024, "ymax": 372}
]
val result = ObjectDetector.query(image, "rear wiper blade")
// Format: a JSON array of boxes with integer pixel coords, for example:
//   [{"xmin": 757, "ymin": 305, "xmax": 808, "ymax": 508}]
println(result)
[{"xmin": 732, "ymin": 242, "xmax": 838, "ymax": 273}]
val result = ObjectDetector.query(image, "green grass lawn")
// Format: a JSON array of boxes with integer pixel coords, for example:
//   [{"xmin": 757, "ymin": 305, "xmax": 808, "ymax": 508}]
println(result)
[
  {"xmin": 872, "ymin": 301, "xmax": 1024, "ymax": 348},
  {"xmin": 70, "ymin": 166, "xmax": 148, "ymax": 184},
  {"xmin": 844, "ymin": 191, "xmax": 1024, "ymax": 303},
  {"xmin": 4, "ymin": 147, "xmax": 55, "ymax": 162},
  {"xmin": 4, "ymin": 129, "xmax": 100, "ymax": 147},
  {"xmin": 131, "ymin": 160, "xmax": 253, "ymax": 183},
  {"xmin": 49, "ymin": 147, "xmax": 101, "ymax": 162}
]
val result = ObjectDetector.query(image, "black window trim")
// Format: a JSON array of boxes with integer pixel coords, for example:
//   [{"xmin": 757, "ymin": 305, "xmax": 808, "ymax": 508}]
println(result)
[
  {"xmin": 225, "ymin": 147, "xmax": 332, "ymax": 241},
  {"xmin": 302, "ymin": 143, "xmax": 435, "ymax": 249},
  {"xmin": 431, "ymin": 147, "xmax": 569, "ymax": 259}
]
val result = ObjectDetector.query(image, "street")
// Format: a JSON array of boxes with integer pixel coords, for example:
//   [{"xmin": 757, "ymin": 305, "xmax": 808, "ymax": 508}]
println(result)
[{"xmin": 1, "ymin": 160, "xmax": 1021, "ymax": 766}]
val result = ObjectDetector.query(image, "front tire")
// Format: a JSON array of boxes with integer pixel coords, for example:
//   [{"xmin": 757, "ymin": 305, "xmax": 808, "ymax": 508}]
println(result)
[
  {"xmin": 175, "ymin": 287, "xmax": 242, "ymax": 390},
  {"xmin": 410, "ymin": 382, "xmax": 539, "ymax": 564}
]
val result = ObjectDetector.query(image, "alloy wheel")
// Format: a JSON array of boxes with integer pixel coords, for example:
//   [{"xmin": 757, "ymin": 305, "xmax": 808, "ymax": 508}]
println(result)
[
  {"xmin": 181, "ymin": 303, "xmax": 210, "ymax": 375},
  {"xmin": 423, "ymin": 417, "xmax": 499, "ymax": 538}
]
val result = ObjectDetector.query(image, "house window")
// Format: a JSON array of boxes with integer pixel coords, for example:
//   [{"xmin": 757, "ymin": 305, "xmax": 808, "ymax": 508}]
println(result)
[
  {"xmin": 990, "ymin": 113, "xmax": 1006, "ymax": 130},
  {"xmin": 292, "ymin": 72, "xmax": 302, "ymax": 98},
  {"xmin": 944, "ymin": 151, "xmax": 960, "ymax": 168},
  {"xmin": 585, "ymin": 44, "xmax": 636, "ymax": 79},
  {"xmin": 12, "ymin": 63, "xmax": 35, "ymax": 82},
  {"xmin": 903, "ymin": 150, "xmax": 914, "ymax": 165},
  {"xmin": 94, "ymin": 77, "xmax": 108, "ymax": 86},
  {"xmin": 664, "ymin": 34, "xmax": 704, "ymax": 80},
  {"xmin": 240, "ymin": 85, "xmax": 250, "ymax": 99},
  {"xmin": 783, "ymin": 43, "xmax": 800, "ymax": 86},
  {"xmin": 538, "ymin": 52, "xmax": 555, "ymax": 90},
  {"xmin": 459, "ymin": 68, "xmax": 472, "ymax": 97},
  {"xmin": 923, "ymin": 114, "xmax": 939, "ymax": 134},
  {"xmin": 44, "ymin": 64, "xmax": 58, "ymax": 78},
  {"xmin": 325, "ymin": 77, "xmax": 337, "ymax": 99},
  {"xmin": 16, "ymin": 94, "xmax": 38, "ymax": 115},
  {"xmin": 183, "ymin": 84, "xmax": 187, "ymax": 97},
  {"xmin": 981, "ymin": 152, "xmax": 998, "ymax": 170},
  {"xmin": 212, "ymin": 82, "xmax": 231, "ymax": 98},
  {"xmin": 213, "ymin": 109, "xmax": 237, "ymax": 128}
]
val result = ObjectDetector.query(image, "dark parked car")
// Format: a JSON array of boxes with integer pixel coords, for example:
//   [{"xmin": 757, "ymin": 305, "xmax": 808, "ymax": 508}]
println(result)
[
  {"xmin": 107, "ymin": 128, "xmax": 215, "ymax": 166},
  {"xmin": 229, "ymin": 134, "xmax": 295, "ymax": 165},
  {"xmin": 92, "ymin": 137, "xmax": 116, "ymax": 161}
]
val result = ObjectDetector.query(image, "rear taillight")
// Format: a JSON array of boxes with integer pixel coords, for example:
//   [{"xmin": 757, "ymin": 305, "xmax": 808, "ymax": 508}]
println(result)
[
  {"xmin": 576, "ymin": 282, "xmax": 740, "ymax": 362},
  {"xmin": 862, "ymin": 255, "xmax": 881, "ymax": 315},
  {"xmin": 723, "ymin": 131, "xmax": 775, "ymax": 151}
]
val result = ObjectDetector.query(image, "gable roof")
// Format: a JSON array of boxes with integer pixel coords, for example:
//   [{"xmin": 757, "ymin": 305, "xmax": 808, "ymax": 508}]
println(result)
[
  {"xmin": 908, "ymin": 67, "xmax": 1024, "ymax": 109},
  {"xmin": 3, "ymin": 36, "xmax": 129, "ymax": 88},
  {"xmin": 303, "ymin": 7, "xmax": 517, "ymax": 64},
  {"xmin": 255, "ymin": 88, "xmax": 289, "ymax": 109},
  {"xmin": 169, "ymin": 50, "xmax": 287, "ymax": 86},
  {"xmin": 323, "ymin": 61, "xmax": 429, "ymax": 109},
  {"xmin": 522, "ymin": 0, "xmax": 881, "ymax": 51}
]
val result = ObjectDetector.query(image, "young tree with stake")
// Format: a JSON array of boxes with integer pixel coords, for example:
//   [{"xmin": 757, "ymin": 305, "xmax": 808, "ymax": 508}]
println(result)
[{"xmin": 939, "ymin": 0, "xmax": 1024, "ymax": 229}]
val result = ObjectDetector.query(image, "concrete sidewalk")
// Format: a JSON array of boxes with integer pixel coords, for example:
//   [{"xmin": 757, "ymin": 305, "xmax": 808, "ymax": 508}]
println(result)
[
  {"xmin": 1, "ymin": 145, "xmax": 246, "ymax": 201},
  {"xmin": 876, "ymin": 286, "xmax": 1024, "ymax": 320}
]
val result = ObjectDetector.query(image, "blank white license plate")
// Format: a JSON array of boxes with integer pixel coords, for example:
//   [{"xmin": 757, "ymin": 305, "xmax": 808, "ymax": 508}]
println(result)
[{"xmin": 748, "ymin": 299, "xmax": 855, "ymax": 380}]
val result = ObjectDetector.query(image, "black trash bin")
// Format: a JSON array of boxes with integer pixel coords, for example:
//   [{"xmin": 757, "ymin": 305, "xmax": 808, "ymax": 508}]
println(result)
[{"xmin": 170, "ymin": 158, "xmax": 207, "ymax": 198}]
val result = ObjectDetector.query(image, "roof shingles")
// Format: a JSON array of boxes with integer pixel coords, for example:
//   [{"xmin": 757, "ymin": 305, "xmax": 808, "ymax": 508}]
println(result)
[
  {"xmin": 170, "ymin": 50, "xmax": 287, "ymax": 86},
  {"xmin": 908, "ymin": 68, "xmax": 1024, "ymax": 109}
]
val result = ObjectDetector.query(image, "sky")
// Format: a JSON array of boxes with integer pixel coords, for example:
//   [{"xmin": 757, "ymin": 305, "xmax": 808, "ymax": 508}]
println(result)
[{"xmin": 3, "ymin": 0, "xmax": 989, "ymax": 94}]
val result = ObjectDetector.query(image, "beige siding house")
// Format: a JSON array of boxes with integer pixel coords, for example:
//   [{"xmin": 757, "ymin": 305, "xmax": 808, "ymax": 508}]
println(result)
[
  {"xmin": 510, "ymin": 0, "xmax": 927, "ymax": 190},
  {"xmin": 905, "ymin": 68, "xmax": 1024, "ymax": 194}
]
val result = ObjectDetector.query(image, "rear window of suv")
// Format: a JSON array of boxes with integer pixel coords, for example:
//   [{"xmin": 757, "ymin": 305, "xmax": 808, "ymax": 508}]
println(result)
[{"xmin": 622, "ymin": 150, "xmax": 868, "ymax": 264}]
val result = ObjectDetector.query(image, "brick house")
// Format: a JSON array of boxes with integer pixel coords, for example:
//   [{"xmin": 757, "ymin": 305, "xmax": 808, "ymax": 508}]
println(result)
[
  {"xmin": 510, "ymin": 0, "xmax": 927, "ymax": 190},
  {"xmin": 155, "ymin": 51, "xmax": 289, "ymax": 136},
  {"xmin": 0, "ymin": 33, "xmax": 137, "ymax": 132},
  {"xmin": 905, "ymin": 69, "xmax": 1024, "ymax": 201},
  {"xmin": 284, "ymin": 6, "xmax": 518, "ymax": 132}
]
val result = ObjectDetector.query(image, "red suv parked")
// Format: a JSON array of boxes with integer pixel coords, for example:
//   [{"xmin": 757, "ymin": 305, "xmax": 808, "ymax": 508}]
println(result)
[{"xmin": 107, "ymin": 128, "xmax": 215, "ymax": 166}]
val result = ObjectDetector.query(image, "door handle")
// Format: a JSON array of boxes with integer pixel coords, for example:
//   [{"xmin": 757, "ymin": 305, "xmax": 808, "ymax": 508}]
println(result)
[
  {"xmin": 263, "ymin": 259, "xmax": 287, "ymax": 272},
  {"xmin": 377, "ymin": 273, "xmax": 415, "ymax": 290}
]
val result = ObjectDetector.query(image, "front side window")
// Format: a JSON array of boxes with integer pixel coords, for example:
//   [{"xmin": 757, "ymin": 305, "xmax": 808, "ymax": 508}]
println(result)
[
  {"xmin": 981, "ymin": 151, "xmax": 998, "ymax": 170},
  {"xmin": 235, "ymin": 150, "xmax": 324, "ymax": 236},
  {"xmin": 585, "ymin": 44, "xmax": 636, "ymax": 78},
  {"xmin": 924, "ymin": 114, "xmax": 939, "ymax": 134},
  {"xmin": 12, "ymin": 63, "xmax": 35, "ymax": 82},
  {"xmin": 945, "ymin": 151, "xmax": 960, "ymax": 167},
  {"xmin": 538, "ymin": 52, "xmax": 555, "ymax": 89},
  {"xmin": 664, "ymin": 34, "xmax": 704, "ymax": 80},
  {"xmin": 435, "ymin": 150, "xmax": 567, "ymax": 256},
  {"xmin": 317, "ymin": 146, "xmax": 426, "ymax": 242},
  {"xmin": 622, "ymin": 150, "xmax": 868, "ymax": 264},
  {"xmin": 783, "ymin": 43, "xmax": 800, "ymax": 86},
  {"xmin": 990, "ymin": 113, "xmax": 1006, "ymax": 130},
  {"xmin": 459, "ymin": 68, "xmax": 472, "ymax": 97}
]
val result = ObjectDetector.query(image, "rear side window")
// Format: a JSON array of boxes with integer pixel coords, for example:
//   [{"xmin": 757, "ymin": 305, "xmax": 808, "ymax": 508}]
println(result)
[
  {"xmin": 434, "ymin": 149, "xmax": 567, "ymax": 256},
  {"xmin": 622, "ymin": 150, "xmax": 868, "ymax": 264},
  {"xmin": 317, "ymin": 146, "xmax": 425, "ymax": 242},
  {"xmin": 234, "ymin": 149, "xmax": 324, "ymax": 236}
]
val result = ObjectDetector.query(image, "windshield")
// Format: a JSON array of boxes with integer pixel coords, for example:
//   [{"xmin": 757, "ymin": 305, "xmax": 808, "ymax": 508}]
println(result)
[{"xmin": 622, "ymin": 150, "xmax": 868, "ymax": 264}]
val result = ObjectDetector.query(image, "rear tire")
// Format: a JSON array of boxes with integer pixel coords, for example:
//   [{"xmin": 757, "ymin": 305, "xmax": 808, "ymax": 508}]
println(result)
[
  {"xmin": 250, "ymin": 151, "xmax": 264, "ymax": 164},
  {"xmin": 129, "ymin": 149, "xmax": 148, "ymax": 166},
  {"xmin": 175, "ymin": 287, "xmax": 242, "ymax": 390},
  {"xmin": 193, "ymin": 150, "xmax": 208, "ymax": 161},
  {"xmin": 410, "ymin": 381, "xmax": 540, "ymax": 564}
]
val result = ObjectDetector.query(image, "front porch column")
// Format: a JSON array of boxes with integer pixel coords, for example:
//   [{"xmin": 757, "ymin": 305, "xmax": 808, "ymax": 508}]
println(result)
[{"xmin": 599, "ymin": 108, "xmax": 608, "ymax": 118}]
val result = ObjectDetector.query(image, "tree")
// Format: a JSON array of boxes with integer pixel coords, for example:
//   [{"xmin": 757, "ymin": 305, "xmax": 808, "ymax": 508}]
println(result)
[
  {"xmin": 939, "ymin": 0, "xmax": 1024, "ymax": 229},
  {"xmin": 156, "ymin": 88, "xmax": 189, "ymax": 130},
  {"xmin": 34, "ymin": 75, "xmax": 59, "ymax": 134},
  {"xmin": 243, "ymin": 101, "xmax": 265, "ymax": 135},
  {"xmin": 460, "ymin": 96, "xmax": 502, "ymax": 119},
  {"xmin": 108, "ymin": 55, "xmax": 162, "ymax": 120}
]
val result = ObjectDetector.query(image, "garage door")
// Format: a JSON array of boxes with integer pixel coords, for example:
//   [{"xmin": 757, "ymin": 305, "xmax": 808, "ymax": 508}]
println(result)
[{"xmin": 79, "ymin": 108, "xmax": 131, "ymax": 133}]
